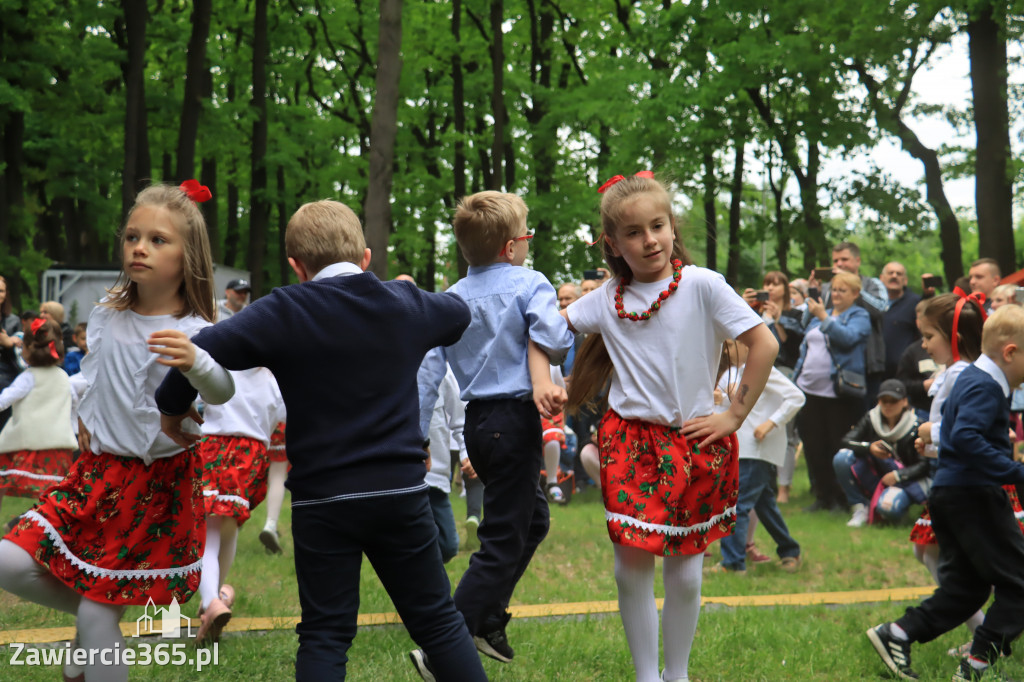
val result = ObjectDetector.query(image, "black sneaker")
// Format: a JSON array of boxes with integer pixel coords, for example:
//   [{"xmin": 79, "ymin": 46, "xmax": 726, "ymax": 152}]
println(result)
[
  {"xmin": 474, "ymin": 611, "xmax": 514, "ymax": 662},
  {"xmin": 866, "ymin": 623, "xmax": 918, "ymax": 680},
  {"xmin": 952, "ymin": 658, "xmax": 1020, "ymax": 681},
  {"xmin": 409, "ymin": 649, "xmax": 436, "ymax": 682}
]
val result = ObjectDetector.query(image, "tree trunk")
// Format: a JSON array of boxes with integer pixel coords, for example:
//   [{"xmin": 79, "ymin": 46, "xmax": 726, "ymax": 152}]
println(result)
[
  {"xmin": 247, "ymin": 0, "xmax": 269, "ymax": 297},
  {"xmin": 799, "ymin": 140, "xmax": 825, "ymax": 273},
  {"xmin": 969, "ymin": 2, "xmax": 1015, "ymax": 275},
  {"xmin": 525, "ymin": 0, "xmax": 555, "ymax": 276},
  {"xmin": 703, "ymin": 151, "xmax": 717, "ymax": 272},
  {"xmin": 225, "ymin": 179, "xmax": 239, "ymax": 267},
  {"xmin": 176, "ymin": 0, "xmax": 212, "ymax": 181},
  {"xmin": 0, "ymin": 112, "xmax": 27, "ymax": 308},
  {"xmin": 364, "ymin": 0, "xmax": 403, "ymax": 280},
  {"xmin": 277, "ymin": 164, "xmax": 289, "ymax": 285},
  {"xmin": 452, "ymin": 0, "xmax": 469, "ymax": 279},
  {"xmin": 121, "ymin": 0, "xmax": 150, "ymax": 221},
  {"xmin": 201, "ymin": 154, "xmax": 219, "ymax": 261},
  {"xmin": 489, "ymin": 0, "xmax": 504, "ymax": 191},
  {"xmin": 726, "ymin": 137, "xmax": 745, "ymax": 285}
]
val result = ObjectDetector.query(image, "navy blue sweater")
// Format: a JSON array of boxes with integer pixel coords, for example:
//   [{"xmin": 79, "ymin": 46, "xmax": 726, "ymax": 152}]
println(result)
[
  {"xmin": 155, "ymin": 272, "xmax": 470, "ymax": 503},
  {"xmin": 934, "ymin": 363, "xmax": 1024, "ymax": 488}
]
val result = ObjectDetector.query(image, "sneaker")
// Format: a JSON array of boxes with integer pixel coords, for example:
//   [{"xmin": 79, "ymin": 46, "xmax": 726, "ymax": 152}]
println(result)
[
  {"xmin": 259, "ymin": 527, "xmax": 283, "ymax": 555},
  {"xmin": 780, "ymin": 555, "xmax": 802, "ymax": 573},
  {"xmin": 847, "ymin": 503, "xmax": 869, "ymax": 528},
  {"xmin": 546, "ymin": 482, "xmax": 566, "ymax": 505},
  {"xmin": 866, "ymin": 622, "xmax": 918, "ymax": 679},
  {"xmin": 746, "ymin": 542, "xmax": 771, "ymax": 564},
  {"xmin": 474, "ymin": 612, "xmax": 514, "ymax": 662},
  {"xmin": 409, "ymin": 649, "xmax": 436, "ymax": 682},
  {"xmin": 949, "ymin": 642, "xmax": 974, "ymax": 659},
  {"xmin": 463, "ymin": 516, "xmax": 480, "ymax": 552}
]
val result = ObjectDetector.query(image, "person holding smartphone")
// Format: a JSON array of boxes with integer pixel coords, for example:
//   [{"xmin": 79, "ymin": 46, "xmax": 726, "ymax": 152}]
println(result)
[
  {"xmin": 880, "ymin": 262, "xmax": 921, "ymax": 380},
  {"xmin": 831, "ymin": 379, "xmax": 926, "ymax": 527}
]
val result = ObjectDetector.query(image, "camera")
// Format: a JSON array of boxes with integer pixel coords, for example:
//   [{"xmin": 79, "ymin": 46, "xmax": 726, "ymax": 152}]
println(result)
[
  {"xmin": 922, "ymin": 275, "xmax": 943, "ymax": 289},
  {"xmin": 582, "ymin": 269, "xmax": 605, "ymax": 280},
  {"xmin": 755, "ymin": 291, "xmax": 770, "ymax": 302},
  {"xmin": 812, "ymin": 267, "xmax": 833, "ymax": 282},
  {"xmin": 808, "ymin": 286, "xmax": 821, "ymax": 301}
]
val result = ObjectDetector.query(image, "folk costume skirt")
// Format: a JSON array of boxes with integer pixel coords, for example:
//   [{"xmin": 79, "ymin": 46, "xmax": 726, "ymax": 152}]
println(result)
[
  {"xmin": 4, "ymin": 449, "xmax": 205, "ymax": 605},
  {"xmin": 0, "ymin": 448, "xmax": 73, "ymax": 497},
  {"xmin": 541, "ymin": 413, "xmax": 566, "ymax": 446},
  {"xmin": 911, "ymin": 484, "xmax": 1024, "ymax": 545},
  {"xmin": 268, "ymin": 421, "xmax": 288, "ymax": 463},
  {"xmin": 198, "ymin": 435, "xmax": 269, "ymax": 525},
  {"xmin": 598, "ymin": 409, "xmax": 738, "ymax": 556}
]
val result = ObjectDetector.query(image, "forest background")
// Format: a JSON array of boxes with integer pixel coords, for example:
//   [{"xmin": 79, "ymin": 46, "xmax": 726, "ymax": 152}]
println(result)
[{"xmin": 2, "ymin": 0, "xmax": 1024, "ymax": 312}]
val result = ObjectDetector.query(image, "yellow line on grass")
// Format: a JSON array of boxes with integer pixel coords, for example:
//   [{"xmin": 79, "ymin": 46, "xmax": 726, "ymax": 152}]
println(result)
[{"xmin": 0, "ymin": 586, "xmax": 935, "ymax": 646}]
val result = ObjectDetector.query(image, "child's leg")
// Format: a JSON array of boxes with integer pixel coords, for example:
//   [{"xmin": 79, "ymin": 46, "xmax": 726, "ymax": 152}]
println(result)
[
  {"xmin": 662, "ymin": 553, "xmax": 704, "ymax": 682},
  {"xmin": 199, "ymin": 515, "xmax": 223, "ymax": 610},
  {"xmin": 77, "ymin": 597, "xmax": 127, "ymax": 682},
  {"xmin": 426, "ymin": 486, "xmax": 459, "ymax": 563},
  {"xmin": 747, "ymin": 510, "xmax": 759, "ymax": 544},
  {"xmin": 718, "ymin": 460, "xmax": 760, "ymax": 571},
  {"xmin": 543, "ymin": 440, "xmax": 560, "ymax": 486},
  {"xmin": 914, "ymin": 543, "xmax": 940, "ymax": 583},
  {"xmin": 580, "ymin": 443, "xmax": 601, "ymax": 491},
  {"xmin": 751, "ymin": 470, "xmax": 801, "ymax": 560},
  {"xmin": 464, "ymin": 474, "xmax": 484, "ymax": 520},
  {"xmin": 0, "ymin": 539, "xmax": 80, "ymax": 614},
  {"xmin": 263, "ymin": 460, "xmax": 287, "ymax": 534},
  {"xmin": 613, "ymin": 544, "xmax": 660, "ymax": 682},
  {"xmin": 219, "ymin": 518, "xmax": 239, "ymax": 587}
]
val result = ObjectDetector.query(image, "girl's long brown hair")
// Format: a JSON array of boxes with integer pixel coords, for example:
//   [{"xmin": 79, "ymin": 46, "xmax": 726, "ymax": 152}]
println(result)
[
  {"xmin": 567, "ymin": 175, "xmax": 692, "ymax": 413},
  {"xmin": 763, "ymin": 271, "xmax": 791, "ymax": 311},
  {"xmin": 923, "ymin": 293, "xmax": 984, "ymax": 363}
]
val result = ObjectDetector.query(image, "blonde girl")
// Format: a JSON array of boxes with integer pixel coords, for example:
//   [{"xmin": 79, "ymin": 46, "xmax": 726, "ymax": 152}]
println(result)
[
  {"xmin": 0, "ymin": 182, "xmax": 233, "ymax": 682},
  {"xmin": 565, "ymin": 173, "xmax": 777, "ymax": 682}
]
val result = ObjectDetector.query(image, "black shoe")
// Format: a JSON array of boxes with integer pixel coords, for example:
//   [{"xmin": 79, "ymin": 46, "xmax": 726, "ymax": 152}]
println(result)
[
  {"xmin": 409, "ymin": 649, "xmax": 436, "ymax": 682},
  {"xmin": 803, "ymin": 499, "xmax": 830, "ymax": 513},
  {"xmin": 866, "ymin": 623, "xmax": 918, "ymax": 680},
  {"xmin": 474, "ymin": 611, "xmax": 514, "ymax": 662},
  {"xmin": 952, "ymin": 658, "xmax": 1019, "ymax": 681}
]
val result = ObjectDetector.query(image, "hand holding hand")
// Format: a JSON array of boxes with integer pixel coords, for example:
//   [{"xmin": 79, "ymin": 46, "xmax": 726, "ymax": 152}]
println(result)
[
  {"xmin": 460, "ymin": 459, "xmax": 477, "ymax": 479},
  {"xmin": 534, "ymin": 381, "xmax": 567, "ymax": 419},
  {"xmin": 148, "ymin": 330, "xmax": 197, "ymax": 372}
]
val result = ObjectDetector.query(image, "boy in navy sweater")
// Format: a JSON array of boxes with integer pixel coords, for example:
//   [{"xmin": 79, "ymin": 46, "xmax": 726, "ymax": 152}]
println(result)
[
  {"xmin": 154, "ymin": 200, "xmax": 486, "ymax": 681},
  {"xmin": 867, "ymin": 304, "xmax": 1024, "ymax": 681},
  {"xmin": 414, "ymin": 191, "xmax": 573, "ymax": 675}
]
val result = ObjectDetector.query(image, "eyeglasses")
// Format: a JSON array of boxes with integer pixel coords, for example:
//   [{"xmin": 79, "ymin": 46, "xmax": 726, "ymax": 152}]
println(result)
[{"xmin": 512, "ymin": 234, "xmax": 533, "ymax": 242}]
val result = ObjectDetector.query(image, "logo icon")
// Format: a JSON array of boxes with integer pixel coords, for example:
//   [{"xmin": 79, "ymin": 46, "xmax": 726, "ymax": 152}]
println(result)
[{"xmin": 135, "ymin": 597, "xmax": 194, "ymax": 638}]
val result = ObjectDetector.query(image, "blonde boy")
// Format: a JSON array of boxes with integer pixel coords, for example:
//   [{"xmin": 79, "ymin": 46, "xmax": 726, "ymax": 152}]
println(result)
[
  {"xmin": 414, "ymin": 191, "xmax": 573, "ymax": 673},
  {"xmin": 869, "ymin": 304, "xmax": 1024, "ymax": 680},
  {"xmin": 156, "ymin": 199, "xmax": 486, "ymax": 681}
]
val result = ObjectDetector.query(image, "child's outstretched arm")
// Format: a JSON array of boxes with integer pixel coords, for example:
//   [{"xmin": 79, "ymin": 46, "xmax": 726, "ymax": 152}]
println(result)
[
  {"xmin": 529, "ymin": 339, "xmax": 566, "ymax": 418},
  {"xmin": 148, "ymin": 330, "xmax": 235, "ymax": 404},
  {"xmin": 682, "ymin": 323, "xmax": 778, "ymax": 448}
]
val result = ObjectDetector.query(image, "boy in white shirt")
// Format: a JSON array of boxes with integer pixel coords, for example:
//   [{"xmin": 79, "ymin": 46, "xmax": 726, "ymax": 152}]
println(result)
[{"xmin": 712, "ymin": 340, "xmax": 805, "ymax": 574}]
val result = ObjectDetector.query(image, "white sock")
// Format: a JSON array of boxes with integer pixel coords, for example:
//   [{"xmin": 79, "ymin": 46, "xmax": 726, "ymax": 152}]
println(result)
[
  {"xmin": 78, "ymin": 598, "xmax": 127, "ymax": 682},
  {"xmin": 264, "ymin": 461, "xmax": 287, "ymax": 532},
  {"xmin": 966, "ymin": 609, "xmax": 985, "ymax": 634},
  {"xmin": 614, "ymin": 545, "xmax": 661, "ymax": 682},
  {"xmin": 199, "ymin": 518, "xmax": 222, "ymax": 610},
  {"xmin": 543, "ymin": 441, "xmax": 560, "ymax": 485},
  {"xmin": 968, "ymin": 655, "xmax": 988, "ymax": 670},
  {"xmin": 581, "ymin": 444, "xmax": 601, "ymax": 490},
  {"xmin": 662, "ymin": 554, "xmax": 703, "ymax": 681},
  {"xmin": 890, "ymin": 623, "xmax": 909, "ymax": 641}
]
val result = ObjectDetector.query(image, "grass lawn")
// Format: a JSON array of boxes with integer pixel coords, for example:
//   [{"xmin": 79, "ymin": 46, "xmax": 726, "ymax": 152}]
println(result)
[{"xmin": 1, "ymin": 458, "xmax": 1020, "ymax": 681}]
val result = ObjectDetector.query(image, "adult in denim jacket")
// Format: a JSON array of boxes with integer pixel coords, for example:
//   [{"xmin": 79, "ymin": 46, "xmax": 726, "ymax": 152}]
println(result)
[{"xmin": 792, "ymin": 271, "xmax": 871, "ymax": 512}]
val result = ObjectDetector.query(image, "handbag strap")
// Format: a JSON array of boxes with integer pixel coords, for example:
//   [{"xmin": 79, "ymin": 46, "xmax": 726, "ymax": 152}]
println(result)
[{"xmin": 821, "ymin": 329, "xmax": 845, "ymax": 373}]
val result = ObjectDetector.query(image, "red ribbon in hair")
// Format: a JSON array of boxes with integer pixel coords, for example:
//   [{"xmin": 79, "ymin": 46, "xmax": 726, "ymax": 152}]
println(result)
[
  {"xmin": 951, "ymin": 286, "xmax": 987, "ymax": 362},
  {"xmin": 179, "ymin": 179, "xmax": 212, "ymax": 203},
  {"xmin": 597, "ymin": 170, "xmax": 655, "ymax": 194},
  {"xmin": 29, "ymin": 318, "xmax": 60, "ymax": 361}
]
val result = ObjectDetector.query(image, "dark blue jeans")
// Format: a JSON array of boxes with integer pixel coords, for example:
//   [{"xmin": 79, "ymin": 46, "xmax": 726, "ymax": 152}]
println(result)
[
  {"xmin": 291, "ymin": 489, "xmax": 485, "ymax": 681},
  {"xmin": 720, "ymin": 459, "xmax": 801, "ymax": 571},
  {"xmin": 427, "ymin": 486, "xmax": 459, "ymax": 563},
  {"xmin": 454, "ymin": 398, "xmax": 549, "ymax": 635}
]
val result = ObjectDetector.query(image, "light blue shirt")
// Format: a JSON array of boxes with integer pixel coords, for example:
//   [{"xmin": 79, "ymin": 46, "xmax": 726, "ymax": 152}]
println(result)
[
  {"xmin": 418, "ymin": 263, "xmax": 573, "ymax": 437},
  {"xmin": 312, "ymin": 261, "xmax": 363, "ymax": 280}
]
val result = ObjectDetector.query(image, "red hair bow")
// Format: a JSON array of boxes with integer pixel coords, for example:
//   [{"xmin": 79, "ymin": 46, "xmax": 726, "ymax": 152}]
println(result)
[
  {"xmin": 29, "ymin": 318, "xmax": 60, "ymax": 361},
  {"xmin": 951, "ymin": 286, "xmax": 987, "ymax": 362},
  {"xmin": 597, "ymin": 170, "xmax": 655, "ymax": 194},
  {"xmin": 179, "ymin": 179, "xmax": 212, "ymax": 203}
]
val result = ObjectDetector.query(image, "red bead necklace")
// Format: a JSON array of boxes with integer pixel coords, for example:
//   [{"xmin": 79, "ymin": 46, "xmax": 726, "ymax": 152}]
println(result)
[{"xmin": 614, "ymin": 259, "xmax": 683, "ymax": 321}]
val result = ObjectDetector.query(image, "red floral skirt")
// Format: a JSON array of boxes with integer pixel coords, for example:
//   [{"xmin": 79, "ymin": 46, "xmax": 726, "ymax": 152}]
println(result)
[
  {"xmin": 0, "ymin": 448, "xmax": 73, "ymax": 497},
  {"xmin": 268, "ymin": 421, "xmax": 288, "ymax": 463},
  {"xmin": 541, "ymin": 413, "xmax": 565, "ymax": 445},
  {"xmin": 598, "ymin": 409, "xmax": 738, "ymax": 556},
  {"xmin": 4, "ymin": 450, "xmax": 205, "ymax": 605},
  {"xmin": 910, "ymin": 484, "xmax": 1024, "ymax": 545},
  {"xmin": 198, "ymin": 435, "xmax": 269, "ymax": 525}
]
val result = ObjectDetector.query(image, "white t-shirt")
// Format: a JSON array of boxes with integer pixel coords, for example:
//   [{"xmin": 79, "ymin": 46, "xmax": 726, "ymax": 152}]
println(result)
[
  {"xmin": 201, "ymin": 367, "xmax": 283, "ymax": 445},
  {"xmin": 718, "ymin": 364, "xmax": 805, "ymax": 466},
  {"xmin": 79, "ymin": 305, "xmax": 212, "ymax": 464},
  {"xmin": 567, "ymin": 266, "xmax": 762, "ymax": 426}
]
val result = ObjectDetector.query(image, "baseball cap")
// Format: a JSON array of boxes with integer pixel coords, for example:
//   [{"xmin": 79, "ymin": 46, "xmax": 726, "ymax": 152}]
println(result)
[
  {"xmin": 877, "ymin": 379, "xmax": 907, "ymax": 401},
  {"xmin": 226, "ymin": 278, "xmax": 251, "ymax": 292}
]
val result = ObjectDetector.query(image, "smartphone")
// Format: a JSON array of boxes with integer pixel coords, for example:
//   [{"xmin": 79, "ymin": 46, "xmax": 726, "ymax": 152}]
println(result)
[
  {"xmin": 755, "ymin": 291, "xmax": 770, "ymax": 302},
  {"xmin": 922, "ymin": 275, "xmax": 943, "ymax": 289},
  {"xmin": 878, "ymin": 441, "xmax": 896, "ymax": 457},
  {"xmin": 583, "ymin": 269, "xmax": 604, "ymax": 280},
  {"xmin": 812, "ymin": 267, "xmax": 833, "ymax": 281},
  {"xmin": 808, "ymin": 286, "xmax": 821, "ymax": 301}
]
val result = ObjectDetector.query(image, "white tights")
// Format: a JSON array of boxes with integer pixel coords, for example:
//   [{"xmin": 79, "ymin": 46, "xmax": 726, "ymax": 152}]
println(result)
[
  {"xmin": 581, "ymin": 443, "xmax": 601, "ymax": 490},
  {"xmin": 198, "ymin": 515, "xmax": 238, "ymax": 610},
  {"xmin": 544, "ymin": 440, "xmax": 561, "ymax": 485},
  {"xmin": 0, "ymin": 539, "xmax": 127, "ymax": 681},
  {"xmin": 614, "ymin": 544, "xmax": 702, "ymax": 682}
]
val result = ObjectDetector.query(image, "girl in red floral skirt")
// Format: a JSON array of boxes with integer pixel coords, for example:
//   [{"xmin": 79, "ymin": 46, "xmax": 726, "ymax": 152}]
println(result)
[
  {"xmin": 0, "ymin": 182, "xmax": 234, "ymax": 682},
  {"xmin": 0, "ymin": 319, "xmax": 77, "ymax": 517},
  {"xmin": 259, "ymin": 417, "xmax": 289, "ymax": 554},
  {"xmin": 563, "ymin": 173, "xmax": 778, "ymax": 682},
  {"xmin": 194, "ymin": 366, "xmax": 284, "ymax": 643}
]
